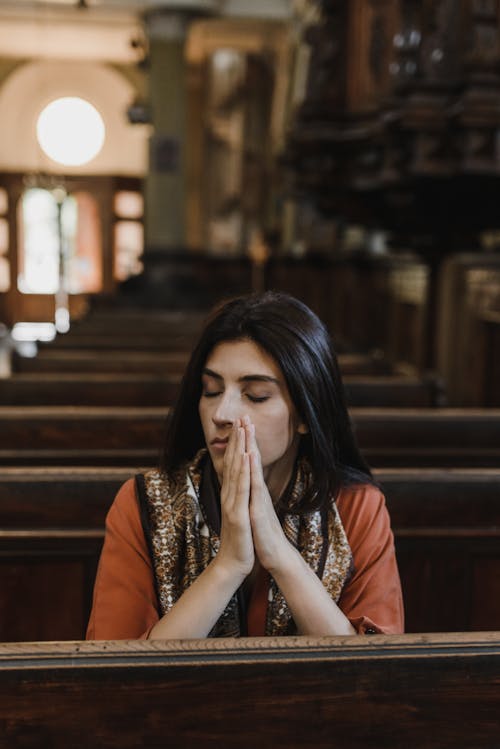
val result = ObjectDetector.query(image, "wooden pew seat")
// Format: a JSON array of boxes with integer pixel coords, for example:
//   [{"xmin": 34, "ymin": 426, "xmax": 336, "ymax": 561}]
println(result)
[{"xmin": 0, "ymin": 634, "xmax": 499, "ymax": 749}]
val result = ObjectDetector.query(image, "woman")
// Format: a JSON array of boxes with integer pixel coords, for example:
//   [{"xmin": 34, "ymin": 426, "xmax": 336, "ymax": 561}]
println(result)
[{"xmin": 86, "ymin": 291, "xmax": 404, "ymax": 639}]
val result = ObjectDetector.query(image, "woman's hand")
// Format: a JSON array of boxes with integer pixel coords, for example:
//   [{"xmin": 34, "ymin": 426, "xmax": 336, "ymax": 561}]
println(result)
[
  {"xmin": 243, "ymin": 417, "xmax": 293, "ymax": 575},
  {"xmin": 216, "ymin": 420, "xmax": 255, "ymax": 579},
  {"xmin": 241, "ymin": 417, "xmax": 356, "ymax": 637}
]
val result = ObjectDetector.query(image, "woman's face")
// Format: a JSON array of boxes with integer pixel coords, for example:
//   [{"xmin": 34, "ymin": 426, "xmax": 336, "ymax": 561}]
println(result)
[{"xmin": 198, "ymin": 338, "xmax": 307, "ymax": 496}]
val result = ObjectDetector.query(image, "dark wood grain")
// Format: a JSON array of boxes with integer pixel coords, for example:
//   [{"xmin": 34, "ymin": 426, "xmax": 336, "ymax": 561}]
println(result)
[
  {"xmin": 0, "ymin": 373, "xmax": 442, "ymax": 408},
  {"xmin": 12, "ymin": 349, "xmax": 394, "ymax": 376},
  {"xmin": 12, "ymin": 349, "xmax": 191, "ymax": 375},
  {"xmin": 0, "ymin": 467, "xmax": 499, "ymax": 640},
  {"xmin": 0, "ymin": 407, "xmax": 498, "ymax": 467},
  {"xmin": 0, "ymin": 634, "xmax": 499, "ymax": 749}
]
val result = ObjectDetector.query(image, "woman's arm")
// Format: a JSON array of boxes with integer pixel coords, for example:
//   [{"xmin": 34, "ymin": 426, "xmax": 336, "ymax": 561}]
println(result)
[
  {"xmin": 149, "ymin": 421, "xmax": 255, "ymax": 639},
  {"xmin": 266, "ymin": 542, "xmax": 357, "ymax": 636},
  {"xmin": 86, "ymin": 478, "xmax": 160, "ymax": 640},
  {"xmin": 335, "ymin": 485, "xmax": 404, "ymax": 634},
  {"xmin": 89, "ymin": 423, "xmax": 255, "ymax": 640}
]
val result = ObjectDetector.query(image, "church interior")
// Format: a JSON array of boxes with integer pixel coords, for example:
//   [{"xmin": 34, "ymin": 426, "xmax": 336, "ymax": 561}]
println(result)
[{"xmin": 0, "ymin": 1, "xmax": 499, "ymax": 745}]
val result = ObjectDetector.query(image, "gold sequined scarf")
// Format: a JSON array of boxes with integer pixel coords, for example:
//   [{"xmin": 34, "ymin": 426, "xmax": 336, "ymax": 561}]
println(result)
[{"xmin": 136, "ymin": 449, "xmax": 353, "ymax": 637}]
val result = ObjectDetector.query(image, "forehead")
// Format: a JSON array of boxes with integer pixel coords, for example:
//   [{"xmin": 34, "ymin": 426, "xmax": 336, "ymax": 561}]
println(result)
[{"xmin": 203, "ymin": 338, "xmax": 283, "ymax": 380}]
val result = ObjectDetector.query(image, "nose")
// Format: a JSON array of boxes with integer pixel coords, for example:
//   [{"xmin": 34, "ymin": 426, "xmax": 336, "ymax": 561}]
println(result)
[{"xmin": 212, "ymin": 390, "xmax": 241, "ymax": 427}]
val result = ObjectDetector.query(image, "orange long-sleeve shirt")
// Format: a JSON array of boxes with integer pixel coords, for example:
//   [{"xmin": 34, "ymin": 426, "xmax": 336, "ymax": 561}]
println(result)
[{"xmin": 86, "ymin": 479, "xmax": 404, "ymax": 639}]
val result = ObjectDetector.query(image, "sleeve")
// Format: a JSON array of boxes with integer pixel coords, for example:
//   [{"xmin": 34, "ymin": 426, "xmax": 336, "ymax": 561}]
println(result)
[
  {"xmin": 86, "ymin": 478, "xmax": 160, "ymax": 640},
  {"xmin": 336, "ymin": 484, "xmax": 404, "ymax": 635}
]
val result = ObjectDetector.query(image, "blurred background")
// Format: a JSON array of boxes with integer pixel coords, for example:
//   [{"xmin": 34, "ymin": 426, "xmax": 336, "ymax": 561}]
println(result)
[{"xmin": 0, "ymin": 0, "xmax": 499, "ymax": 405}]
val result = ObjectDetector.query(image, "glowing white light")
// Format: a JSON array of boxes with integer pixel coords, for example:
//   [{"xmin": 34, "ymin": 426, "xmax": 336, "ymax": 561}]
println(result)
[
  {"xmin": 12, "ymin": 322, "xmax": 56, "ymax": 343},
  {"xmin": 55, "ymin": 307, "xmax": 70, "ymax": 334},
  {"xmin": 36, "ymin": 97, "xmax": 105, "ymax": 166}
]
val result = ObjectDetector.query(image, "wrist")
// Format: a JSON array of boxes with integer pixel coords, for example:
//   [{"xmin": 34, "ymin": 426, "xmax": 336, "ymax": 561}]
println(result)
[
  {"xmin": 261, "ymin": 537, "xmax": 297, "ymax": 578},
  {"xmin": 211, "ymin": 553, "xmax": 251, "ymax": 587}
]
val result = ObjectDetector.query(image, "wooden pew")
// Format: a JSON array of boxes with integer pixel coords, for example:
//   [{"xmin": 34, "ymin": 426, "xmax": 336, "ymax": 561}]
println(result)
[
  {"xmin": 353, "ymin": 407, "xmax": 500, "ymax": 467},
  {"xmin": 0, "ymin": 373, "xmax": 443, "ymax": 408},
  {"xmin": 0, "ymin": 634, "xmax": 499, "ymax": 749},
  {"xmin": 38, "ymin": 333, "xmax": 196, "ymax": 351},
  {"xmin": 0, "ymin": 406, "xmax": 164, "ymax": 467},
  {"xmin": 0, "ymin": 373, "xmax": 183, "ymax": 407},
  {"xmin": 378, "ymin": 468, "xmax": 500, "ymax": 632},
  {"xmin": 66, "ymin": 308, "xmax": 205, "ymax": 334},
  {"xmin": 343, "ymin": 375, "xmax": 445, "ymax": 407},
  {"xmin": 12, "ymin": 348, "xmax": 190, "ymax": 375},
  {"xmin": 12, "ymin": 349, "xmax": 395, "ymax": 377},
  {"xmin": 0, "ymin": 467, "xmax": 132, "ymax": 641},
  {"xmin": 41, "ymin": 309, "xmax": 204, "ymax": 342},
  {"xmin": 0, "ymin": 467, "xmax": 499, "ymax": 640},
  {"xmin": 0, "ymin": 407, "xmax": 498, "ymax": 467}
]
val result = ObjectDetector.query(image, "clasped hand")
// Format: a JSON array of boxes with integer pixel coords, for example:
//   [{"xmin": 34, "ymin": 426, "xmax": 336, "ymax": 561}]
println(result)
[{"xmin": 217, "ymin": 416, "xmax": 290, "ymax": 579}]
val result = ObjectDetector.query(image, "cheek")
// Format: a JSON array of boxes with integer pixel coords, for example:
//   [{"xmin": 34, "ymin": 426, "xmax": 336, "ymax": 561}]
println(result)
[{"xmin": 253, "ymin": 408, "xmax": 295, "ymax": 456}]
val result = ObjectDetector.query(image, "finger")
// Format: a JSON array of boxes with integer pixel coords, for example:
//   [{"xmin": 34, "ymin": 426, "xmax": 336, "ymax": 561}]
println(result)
[
  {"xmin": 224, "ymin": 426, "xmax": 246, "ymax": 506},
  {"xmin": 235, "ymin": 451, "xmax": 250, "ymax": 508},
  {"xmin": 249, "ymin": 448, "xmax": 266, "ymax": 493},
  {"xmin": 242, "ymin": 417, "xmax": 257, "ymax": 457},
  {"xmin": 241, "ymin": 414, "xmax": 252, "ymax": 452},
  {"xmin": 222, "ymin": 419, "xmax": 241, "ymax": 477},
  {"xmin": 242, "ymin": 420, "xmax": 265, "ymax": 491}
]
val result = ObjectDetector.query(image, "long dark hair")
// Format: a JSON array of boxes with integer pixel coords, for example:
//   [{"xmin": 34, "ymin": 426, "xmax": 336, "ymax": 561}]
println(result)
[{"xmin": 161, "ymin": 291, "xmax": 373, "ymax": 513}]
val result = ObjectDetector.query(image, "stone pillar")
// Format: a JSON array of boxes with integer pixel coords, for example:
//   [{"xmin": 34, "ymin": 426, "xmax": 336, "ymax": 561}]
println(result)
[
  {"xmin": 142, "ymin": 9, "xmax": 189, "ymax": 252},
  {"xmin": 142, "ymin": 2, "xmax": 218, "ymax": 253}
]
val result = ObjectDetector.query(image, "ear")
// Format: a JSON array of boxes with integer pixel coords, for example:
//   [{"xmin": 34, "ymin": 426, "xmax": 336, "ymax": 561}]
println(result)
[{"xmin": 297, "ymin": 422, "xmax": 309, "ymax": 435}]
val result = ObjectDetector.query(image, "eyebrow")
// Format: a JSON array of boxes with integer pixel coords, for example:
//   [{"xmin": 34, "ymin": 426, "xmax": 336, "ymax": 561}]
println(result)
[{"xmin": 202, "ymin": 367, "xmax": 280, "ymax": 385}]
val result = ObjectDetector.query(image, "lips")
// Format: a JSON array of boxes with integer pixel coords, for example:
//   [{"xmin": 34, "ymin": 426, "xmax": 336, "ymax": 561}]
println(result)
[{"xmin": 211, "ymin": 437, "xmax": 229, "ymax": 447}]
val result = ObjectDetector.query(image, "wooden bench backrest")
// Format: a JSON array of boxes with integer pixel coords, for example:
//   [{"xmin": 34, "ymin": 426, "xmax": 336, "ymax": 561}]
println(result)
[
  {"xmin": 0, "ymin": 374, "xmax": 442, "ymax": 408},
  {"xmin": 0, "ymin": 407, "xmax": 498, "ymax": 467},
  {"xmin": 0, "ymin": 467, "xmax": 499, "ymax": 638},
  {"xmin": 12, "ymin": 350, "xmax": 394, "ymax": 376},
  {"xmin": 0, "ymin": 634, "xmax": 499, "ymax": 749}
]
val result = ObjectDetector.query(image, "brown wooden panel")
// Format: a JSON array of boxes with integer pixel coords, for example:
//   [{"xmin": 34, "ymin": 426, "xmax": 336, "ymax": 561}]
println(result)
[
  {"xmin": 0, "ymin": 406, "xmax": 166, "ymax": 449},
  {"xmin": 12, "ymin": 349, "xmax": 190, "ymax": 375},
  {"xmin": 0, "ymin": 467, "xmax": 130, "ymax": 527},
  {"xmin": 0, "ymin": 533, "xmax": 102, "ymax": 641},
  {"xmin": 38, "ymin": 334, "xmax": 196, "ymax": 351},
  {"xmin": 0, "ymin": 373, "xmax": 441, "ymax": 408},
  {"xmin": 0, "ymin": 467, "xmax": 499, "ymax": 639},
  {"xmin": 0, "ymin": 374, "xmax": 182, "ymax": 407},
  {"xmin": 0, "ymin": 635, "xmax": 499, "ymax": 749},
  {"xmin": 0, "ymin": 448, "xmax": 157, "ymax": 468},
  {"xmin": 380, "ymin": 468, "xmax": 500, "ymax": 632},
  {"xmin": 12, "ymin": 349, "xmax": 394, "ymax": 377},
  {"xmin": 0, "ymin": 407, "xmax": 499, "ymax": 467},
  {"xmin": 471, "ymin": 558, "xmax": 500, "ymax": 631}
]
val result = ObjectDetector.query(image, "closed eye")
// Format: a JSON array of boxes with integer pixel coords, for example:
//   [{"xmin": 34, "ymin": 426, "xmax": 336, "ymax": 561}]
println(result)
[
  {"xmin": 246, "ymin": 394, "xmax": 270, "ymax": 403},
  {"xmin": 202, "ymin": 390, "xmax": 222, "ymax": 398}
]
